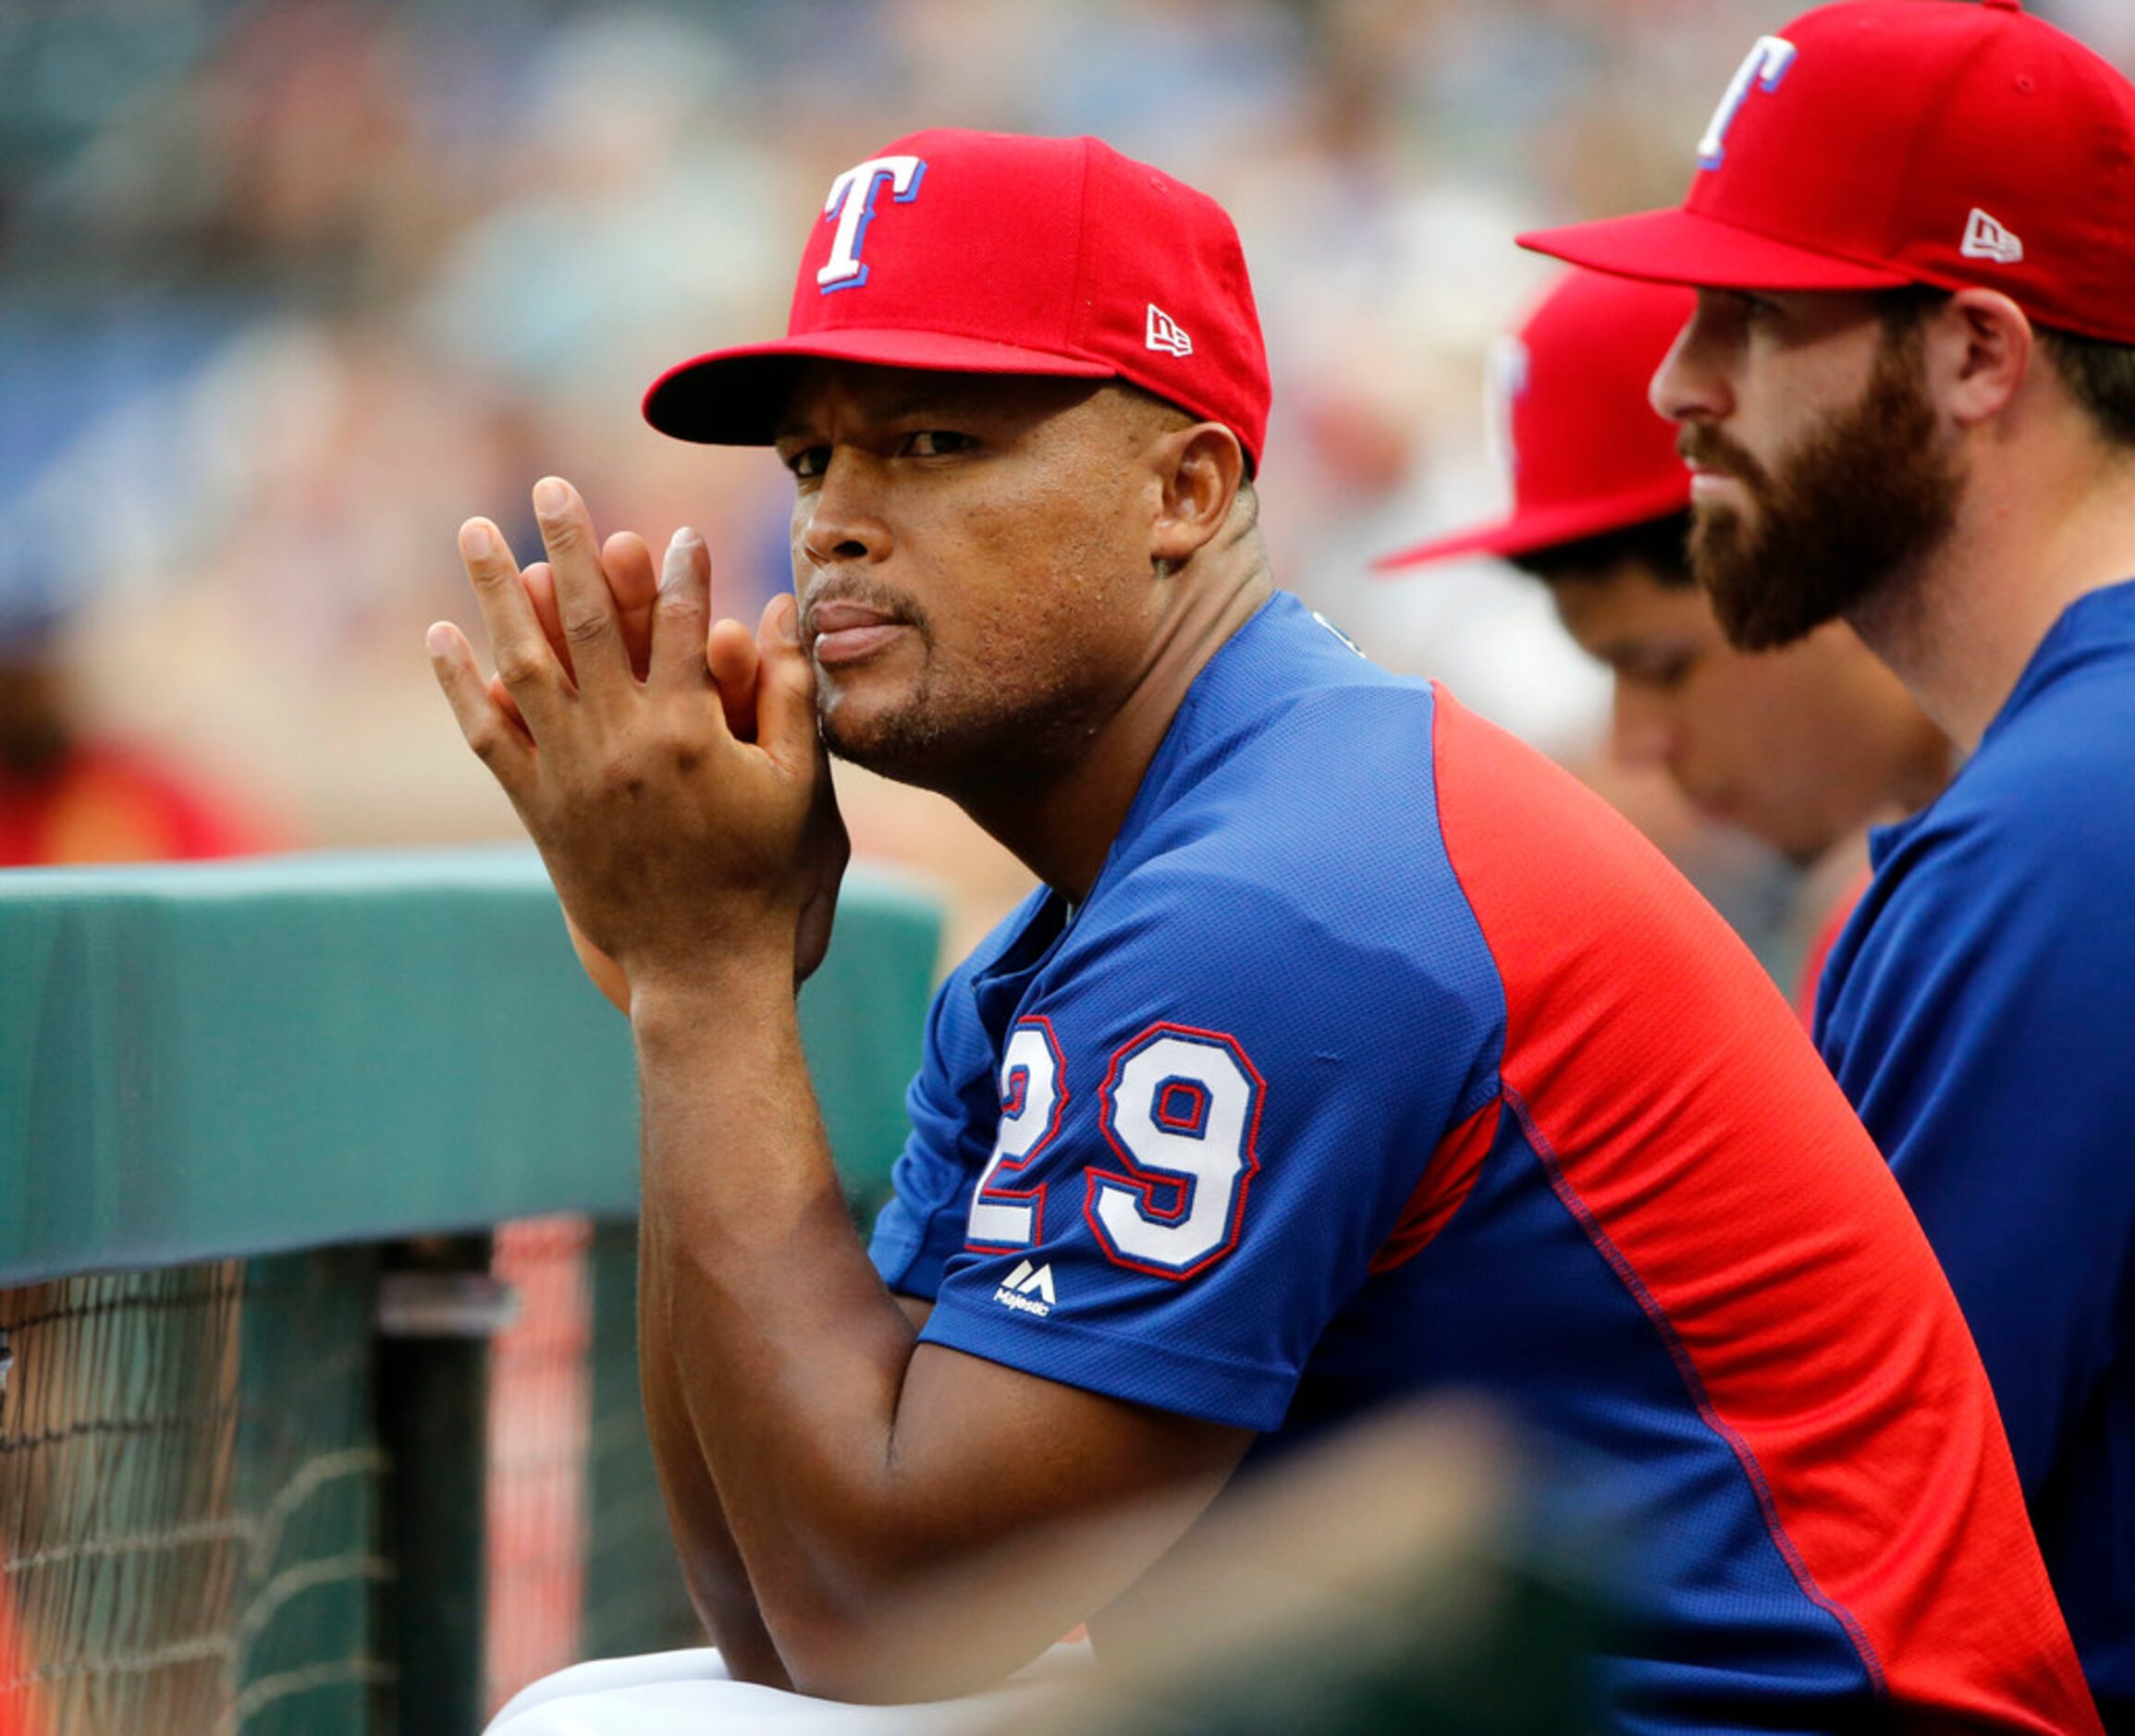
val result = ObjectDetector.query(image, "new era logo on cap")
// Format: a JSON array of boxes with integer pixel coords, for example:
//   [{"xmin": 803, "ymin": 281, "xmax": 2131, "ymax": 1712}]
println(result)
[
  {"xmin": 642, "ymin": 129, "xmax": 1271, "ymax": 467},
  {"xmin": 1145, "ymin": 304, "xmax": 1193, "ymax": 358},
  {"xmin": 1961, "ymin": 208, "xmax": 2023, "ymax": 265}
]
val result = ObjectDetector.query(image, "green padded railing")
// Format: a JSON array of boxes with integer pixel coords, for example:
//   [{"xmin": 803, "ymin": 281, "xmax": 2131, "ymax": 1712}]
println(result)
[
  {"xmin": 0, "ymin": 847, "xmax": 940, "ymax": 1284},
  {"xmin": 0, "ymin": 848, "xmax": 942, "ymax": 1734}
]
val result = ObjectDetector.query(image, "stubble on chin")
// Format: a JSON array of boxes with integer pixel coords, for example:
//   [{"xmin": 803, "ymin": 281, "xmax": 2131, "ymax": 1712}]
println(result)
[{"xmin": 817, "ymin": 682, "xmax": 946, "ymax": 785}]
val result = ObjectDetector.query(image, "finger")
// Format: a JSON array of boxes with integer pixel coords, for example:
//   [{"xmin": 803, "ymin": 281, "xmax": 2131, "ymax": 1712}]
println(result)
[
  {"xmin": 648, "ymin": 526, "xmax": 714, "ymax": 698},
  {"xmin": 707, "ymin": 615, "xmax": 760, "ymax": 741},
  {"xmin": 486, "ymin": 674, "xmax": 534, "ymax": 744},
  {"xmin": 604, "ymin": 531, "xmax": 659, "ymax": 615},
  {"xmin": 427, "ymin": 619, "xmax": 536, "ymax": 800},
  {"xmin": 604, "ymin": 531, "xmax": 659, "ymax": 679},
  {"xmin": 753, "ymin": 593, "xmax": 822, "ymax": 774},
  {"xmin": 532, "ymin": 475, "xmax": 631, "ymax": 693},
  {"xmin": 460, "ymin": 518, "xmax": 565, "ymax": 734},
  {"xmin": 521, "ymin": 561, "xmax": 570, "ymax": 680}
]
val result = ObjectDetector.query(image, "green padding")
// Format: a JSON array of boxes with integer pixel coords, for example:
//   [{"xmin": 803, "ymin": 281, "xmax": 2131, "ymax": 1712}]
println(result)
[{"xmin": 0, "ymin": 848, "xmax": 940, "ymax": 1284}]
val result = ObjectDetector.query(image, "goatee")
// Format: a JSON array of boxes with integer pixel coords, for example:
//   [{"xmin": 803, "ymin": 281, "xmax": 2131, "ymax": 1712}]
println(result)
[{"xmin": 1686, "ymin": 325, "xmax": 1961, "ymax": 652}]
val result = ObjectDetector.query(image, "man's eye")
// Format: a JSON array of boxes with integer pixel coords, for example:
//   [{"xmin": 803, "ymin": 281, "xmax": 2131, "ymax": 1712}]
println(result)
[
  {"xmin": 903, "ymin": 431, "xmax": 973, "ymax": 458},
  {"xmin": 1620, "ymin": 653, "xmax": 1697, "ymax": 691},
  {"xmin": 784, "ymin": 446, "xmax": 829, "ymax": 480}
]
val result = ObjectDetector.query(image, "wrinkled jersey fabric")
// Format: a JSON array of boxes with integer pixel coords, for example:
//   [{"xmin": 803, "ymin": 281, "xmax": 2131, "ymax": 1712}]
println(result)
[
  {"xmin": 1820, "ymin": 577, "xmax": 2135, "ymax": 1730},
  {"xmin": 874, "ymin": 592, "xmax": 2096, "ymax": 1734}
]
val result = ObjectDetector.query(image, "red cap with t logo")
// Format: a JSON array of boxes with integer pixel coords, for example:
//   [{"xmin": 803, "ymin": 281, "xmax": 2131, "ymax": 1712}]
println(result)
[
  {"xmin": 1516, "ymin": 0, "xmax": 2135, "ymax": 345},
  {"xmin": 1375, "ymin": 269, "xmax": 1695, "ymax": 571},
  {"xmin": 644, "ymin": 128, "xmax": 1272, "ymax": 469}
]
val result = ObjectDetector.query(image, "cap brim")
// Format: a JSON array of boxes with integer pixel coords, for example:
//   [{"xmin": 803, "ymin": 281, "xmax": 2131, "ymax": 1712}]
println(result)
[
  {"xmin": 644, "ymin": 329, "xmax": 1117, "ymax": 444},
  {"xmin": 1515, "ymin": 207, "xmax": 1913, "ymax": 294},
  {"xmin": 1373, "ymin": 479, "xmax": 1691, "ymax": 575}
]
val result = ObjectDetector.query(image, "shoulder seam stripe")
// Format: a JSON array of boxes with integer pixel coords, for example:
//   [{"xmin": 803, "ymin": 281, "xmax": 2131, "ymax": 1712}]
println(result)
[{"xmin": 1500, "ymin": 1082, "xmax": 1891, "ymax": 1701}]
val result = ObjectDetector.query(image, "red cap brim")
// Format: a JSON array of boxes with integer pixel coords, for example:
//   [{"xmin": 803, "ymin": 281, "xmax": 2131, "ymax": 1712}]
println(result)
[
  {"xmin": 1372, "ymin": 476, "xmax": 1691, "ymax": 574},
  {"xmin": 644, "ymin": 328, "xmax": 1116, "ymax": 444},
  {"xmin": 1515, "ymin": 207, "xmax": 1914, "ymax": 294}
]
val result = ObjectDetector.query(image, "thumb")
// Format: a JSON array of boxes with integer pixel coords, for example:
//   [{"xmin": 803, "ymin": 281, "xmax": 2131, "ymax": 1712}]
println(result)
[{"xmin": 755, "ymin": 593, "xmax": 820, "ymax": 770}]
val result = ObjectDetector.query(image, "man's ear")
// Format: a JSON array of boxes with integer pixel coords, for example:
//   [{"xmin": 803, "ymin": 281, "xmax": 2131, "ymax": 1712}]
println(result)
[
  {"xmin": 1150, "ymin": 423, "xmax": 1245, "ymax": 571},
  {"xmin": 1931, "ymin": 288, "xmax": 2033, "ymax": 430}
]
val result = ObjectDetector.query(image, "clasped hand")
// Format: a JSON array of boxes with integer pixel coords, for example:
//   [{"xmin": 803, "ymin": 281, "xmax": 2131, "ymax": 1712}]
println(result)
[{"xmin": 427, "ymin": 476, "xmax": 847, "ymax": 1000}]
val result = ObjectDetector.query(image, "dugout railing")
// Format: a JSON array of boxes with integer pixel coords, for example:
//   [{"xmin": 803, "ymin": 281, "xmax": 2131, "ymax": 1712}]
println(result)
[{"xmin": 0, "ymin": 848, "xmax": 941, "ymax": 1736}]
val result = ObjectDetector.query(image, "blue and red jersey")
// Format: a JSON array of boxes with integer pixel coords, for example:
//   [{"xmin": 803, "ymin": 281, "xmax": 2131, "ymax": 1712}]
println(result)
[
  {"xmin": 870, "ymin": 592, "xmax": 2095, "ymax": 1732},
  {"xmin": 1818, "ymin": 578, "xmax": 2135, "ymax": 1730}
]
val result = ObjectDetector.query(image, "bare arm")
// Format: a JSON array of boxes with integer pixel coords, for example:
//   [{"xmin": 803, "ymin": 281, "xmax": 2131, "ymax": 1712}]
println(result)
[
  {"xmin": 429, "ymin": 480, "xmax": 1248, "ymax": 1700},
  {"xmin": 629, "ymin": 967, "xmax": 1247, "ymax": 1699},
  {"xmin": 636, "ymin": 1236, "xmax": 934, "ymax": 1691},
  {"xmin": 636, "ymin": 1229, "xmax": 791, "ymax": 1686}
]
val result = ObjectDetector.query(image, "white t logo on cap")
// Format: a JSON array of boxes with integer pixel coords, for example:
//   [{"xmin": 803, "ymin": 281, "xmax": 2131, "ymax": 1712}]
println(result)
[
  {"xmin": 1697, "ymin": 35, "xmax": 1798, "ymax": 170},
  {"xmin": 817, "ymin": 155, "xmax": 926, "ymax": 293}
]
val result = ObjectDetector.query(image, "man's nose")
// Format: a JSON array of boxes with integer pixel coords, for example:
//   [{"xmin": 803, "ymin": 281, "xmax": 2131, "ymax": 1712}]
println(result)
[
  {"xmin": 1650, "ymin": 300, "xmax": 1734, "ymax": 429},
  {"xmin": 799, "ymin": 452, "xmax": 891, "ymax": 568},
  {"xmin": 1610, "ymin": 682, "xmax": 1677, "ymax": 772}
]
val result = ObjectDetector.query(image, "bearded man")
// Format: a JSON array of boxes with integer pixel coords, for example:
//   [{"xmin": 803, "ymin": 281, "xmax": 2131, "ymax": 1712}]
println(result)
[
  {"xmin": 1375, "ymin": 268, "xmax": 1951, "ymax": 1021},
  {"xmin": 1524, "ymin": 3, "xmax": 2135, "ymax": 1722}
]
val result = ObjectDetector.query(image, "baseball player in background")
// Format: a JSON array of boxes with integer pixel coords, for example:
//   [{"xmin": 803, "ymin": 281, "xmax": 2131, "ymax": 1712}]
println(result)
[
  {"xmin": 1523, "ymin": 1, "xmax": 2135, "ymax": 1723},
  {"xmin": 1377, "ymin": 268, "xmax": 1950, "ymax": 1020},
  {"xmin": 432, "ymin": 128, "xmax": 2095, "ymax": 1732}
]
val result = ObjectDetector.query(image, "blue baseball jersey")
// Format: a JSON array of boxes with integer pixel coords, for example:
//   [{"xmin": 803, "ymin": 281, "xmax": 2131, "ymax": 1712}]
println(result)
[
  {"xmin": 869, "ymin": 593, "xmax": 2094, "ymax": 1732},
  {"xmin": 1817, "ymin": 577, "xmax": 2135, "ymax": 1730}
]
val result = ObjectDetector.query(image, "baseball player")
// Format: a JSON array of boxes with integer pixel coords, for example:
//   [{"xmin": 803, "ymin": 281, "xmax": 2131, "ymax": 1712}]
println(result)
[
  {"xmin": 1377, "ymin": 267, "xmax": 1950, "ymax": 1020},
  {"xmin": 1521, "ymin": 2, "xmax": 2135, "ymax": 1722},
  {"xmin": 434, "ymin": 129, "xmax": 2095, "ymax": 1733}
]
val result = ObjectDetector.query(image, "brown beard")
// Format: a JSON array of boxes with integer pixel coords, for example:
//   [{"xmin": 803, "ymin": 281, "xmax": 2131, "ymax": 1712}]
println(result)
[{"xmin": 1685, "ymin": 323, "xmax": 1961, "ymax": 652}]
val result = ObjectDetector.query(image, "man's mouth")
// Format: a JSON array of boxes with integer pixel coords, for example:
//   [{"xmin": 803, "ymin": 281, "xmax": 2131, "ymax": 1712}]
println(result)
[
  {"xmin": 1686, "ymin": 786, "xmax": 1734, "ymax": 824},
  {"xmin": 1679, "ymin": 430, "xmax": 1763, "ymax": 497},
  {"xmin": 805, "ymin": 599, "xmax": 911, "ymax": 668}
]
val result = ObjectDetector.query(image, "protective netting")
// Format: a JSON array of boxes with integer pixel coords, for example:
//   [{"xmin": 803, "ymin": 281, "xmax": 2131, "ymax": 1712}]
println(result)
[
  {"xmin": 0, "ymin": 1229, "xmax": 698, "ymax": 1735},
  {"xmin": 484, "ymin": 1217, "xmax": 592, "ymax": 1715},
  {"xmin": 577, "ymin": 1223, "xmax": 697, "ymax": 1666},
  {"xmin": 0, "ymin": 1253, "xmax": 390, "ymax": 1736}
]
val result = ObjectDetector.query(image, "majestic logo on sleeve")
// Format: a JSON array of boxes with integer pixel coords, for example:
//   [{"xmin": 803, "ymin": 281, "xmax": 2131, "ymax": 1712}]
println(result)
[
  {"xmin": 992, "ymin": 1259, "xmax": 1058, "ymax": 1317},
  {"xmin": 1960, "ymin": 208, "xmax": 2024, "ymax": 265},
  {"xmin": 816, "ymin": 154, "xmax": 927, "ymax": 293},
  {"xmin": 1697, "ymin": 34, "xmax": 1798, "ymax": 170}
]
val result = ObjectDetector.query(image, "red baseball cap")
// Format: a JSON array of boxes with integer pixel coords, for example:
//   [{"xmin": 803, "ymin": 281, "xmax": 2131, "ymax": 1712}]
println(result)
[
  {"xmin": 1374, "ymin": 270, "xmax": 1695, "ymax": 571},
  {"xmin": 644, "ymin": 128, "xmax": 1271, "ymax": 469},
  {"xmin": 1517, "ymin": 0, "xmax": 2135, "ymax": 346}
]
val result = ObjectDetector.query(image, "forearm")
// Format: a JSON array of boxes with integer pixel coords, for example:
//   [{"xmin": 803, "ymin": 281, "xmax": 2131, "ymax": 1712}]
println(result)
[
  {"xmin": 636, "ymin": 1222, "xmax": 791, "ymax": 1687},
  {"xmin": 631, "ymin": 962, "xmax": 931, "ymax": 1666},
  {"xmin": 630, "ymin": 955, "xmax": 1250, "ymax": 1700}
]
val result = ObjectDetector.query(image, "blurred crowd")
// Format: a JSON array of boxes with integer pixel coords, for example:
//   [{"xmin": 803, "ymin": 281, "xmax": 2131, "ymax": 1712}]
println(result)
[{"xmin": 3, "ymin": 0, "xmax": 2128, "ymax": 961}]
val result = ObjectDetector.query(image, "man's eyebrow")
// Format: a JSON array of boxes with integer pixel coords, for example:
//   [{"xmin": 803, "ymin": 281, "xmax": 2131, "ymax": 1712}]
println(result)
[{"xmin": 773, "ymin": 389, "xmax": 990, "ymax": 441}]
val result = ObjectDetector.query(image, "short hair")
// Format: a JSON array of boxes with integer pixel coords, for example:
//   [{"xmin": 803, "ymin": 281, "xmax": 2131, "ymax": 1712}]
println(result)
[
  {"xmin": 1506, "ymin": 510, "xmax": 1696, "ymax": 590},
  {"xmin": 1874, "ymin": 286, "xmax": 2135, "ymax": 448},
  {"xmin": 2036, "ymin": 325, "xmax": 2135, "ymax": 447}
]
